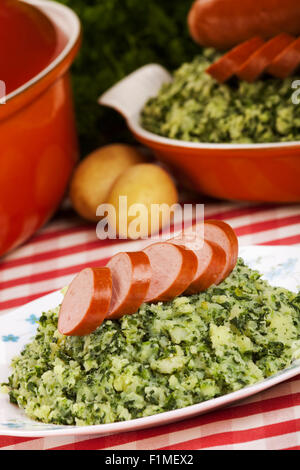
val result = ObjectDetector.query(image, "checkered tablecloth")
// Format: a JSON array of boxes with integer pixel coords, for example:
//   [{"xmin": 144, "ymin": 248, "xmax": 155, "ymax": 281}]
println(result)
[{"xmin": 0, "ymin": 202, "xmax": 300, "ymax": 450}]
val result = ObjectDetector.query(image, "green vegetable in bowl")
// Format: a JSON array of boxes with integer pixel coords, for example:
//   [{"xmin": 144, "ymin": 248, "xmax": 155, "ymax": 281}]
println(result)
[
  {"xmin": 141, "ymin": 50, "xmax": 300, "ymax": 143},
  {"xmin": 57, "ymin": 0, "xmax": 198, "ymax": 154}
]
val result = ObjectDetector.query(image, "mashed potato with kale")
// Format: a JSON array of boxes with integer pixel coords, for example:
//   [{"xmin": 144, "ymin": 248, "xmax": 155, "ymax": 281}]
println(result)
[
  {"xmin": 4, "ymin": 259, "xmax": 300, "ymax": 426},
  {"xmin": 141, "ymin": 50, "xmax": 300, "ymax": 144}
]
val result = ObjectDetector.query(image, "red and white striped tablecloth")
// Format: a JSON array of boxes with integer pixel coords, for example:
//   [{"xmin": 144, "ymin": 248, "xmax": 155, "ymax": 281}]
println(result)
[{"xmin": 0, "ymin": 202, "xmax": 300, "ymax": 450}]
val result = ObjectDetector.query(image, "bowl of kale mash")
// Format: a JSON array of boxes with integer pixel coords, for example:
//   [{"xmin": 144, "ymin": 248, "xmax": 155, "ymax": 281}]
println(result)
[{"xmin": 99, "ymin": 49, "xmax": 300, "ymax": 202}]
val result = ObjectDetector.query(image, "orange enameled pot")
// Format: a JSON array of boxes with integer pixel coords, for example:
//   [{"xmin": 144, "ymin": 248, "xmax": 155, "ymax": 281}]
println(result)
[
  {"xmin": 99, "ymin": 64, "xmax": 300, "ymax": 203},
  {"xmin": 0, "ymin": 0, "xmax": 81, "ymax": 257}
]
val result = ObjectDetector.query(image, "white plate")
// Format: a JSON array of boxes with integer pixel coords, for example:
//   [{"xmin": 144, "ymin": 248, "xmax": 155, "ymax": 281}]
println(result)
[{"xmin": 1, "ymin": 245, "xmax": 300, "ymax": 437}]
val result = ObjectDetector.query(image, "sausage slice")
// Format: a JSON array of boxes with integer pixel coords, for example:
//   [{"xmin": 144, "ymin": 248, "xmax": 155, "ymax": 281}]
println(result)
[
  {"xmin": 236, "ymin": 33, "xmax": 295, "ymax": 82},
  {"xmin": 204, "ymin": 220, "xmax": 238, "ymax": 279},
  {"xmin": 107, "ymin": 251, "xmax": 151, "ymax": 319},
  {"xmin": 58, "ymin": 267, "xmax": 112, "ymax": 336},
  {"xmin": 167, "ymin": 232, "xmax": 226, "ymax": 292},
  {"xmin": 206, "ymin": 37, "xmax": 265, "ymax": 83},
  {"xmin": 267, "ymin": 37, "xmax": 300, "ymax": 78},
  {"xmin": 185, "ymin": 241, "xmax": 226, "ymax": 294},
  {"xmin": 143, "ymin": 242, "xmax": 198, "ymax": 303}
]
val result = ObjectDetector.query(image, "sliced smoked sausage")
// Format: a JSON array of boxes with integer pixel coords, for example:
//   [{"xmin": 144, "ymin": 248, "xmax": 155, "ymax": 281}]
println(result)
[
  {"xmin": 58, "ymin": 267, "xmax": 112, "ymax": 336},
  {"xmin": 106, "ymin": 251, "xmax": 151, "ymax": 319},
  {"xmin": 143, "ymin": 242, "xmax": 198, "ymax": 303},
  {"xmin": 204, "ymin": 220, "xmax": 238, "ymax": 280},
  {"xmin": 267, "ymin": 37, "xmax": 300, "ymax": 78},
  {"xmin": 236, "ymin": 34, "xmax": 295, "ymax": 82},
  {"xmin": 186, "ymin": 240, "xmax": 226, "ymax": 293},
  {"xmin": 171, "ymin": 220, "xmax": 238, "ymax": 281},
  {"xmin": 206, "ymin": 37, "xmax": 265, "ymax": 83},
  {"xmin": 168, "ymin": 231, "xmax": 226, "ymax": 293},
  {"xmin": 188, "ymin": 0, "xmax": 300, "ymax": 50}
]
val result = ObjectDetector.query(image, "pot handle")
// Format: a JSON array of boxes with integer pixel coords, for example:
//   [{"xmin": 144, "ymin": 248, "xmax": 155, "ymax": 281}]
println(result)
[{"xmin": 98, "ymin": 64, "xmax": 172, "ymax": 121}]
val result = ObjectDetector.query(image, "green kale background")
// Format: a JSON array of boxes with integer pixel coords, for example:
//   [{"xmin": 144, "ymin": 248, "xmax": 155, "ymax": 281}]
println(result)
[{"xmin": 57, "ymin": 0, "xmax": 198, "ymax": 155}]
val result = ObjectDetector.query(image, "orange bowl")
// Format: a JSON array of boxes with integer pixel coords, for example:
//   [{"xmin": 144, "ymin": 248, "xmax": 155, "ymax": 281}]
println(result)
[
  {"xmin": 0, "ymin": 0, "xmax": 81, "ymax": 257},
  {"xmin": 133, "ymin": 132, "xmax": 300, "ymax": 203},
  {"xmin": 99, "ymin": 64, "xmax": 300, "ymax": 203}
]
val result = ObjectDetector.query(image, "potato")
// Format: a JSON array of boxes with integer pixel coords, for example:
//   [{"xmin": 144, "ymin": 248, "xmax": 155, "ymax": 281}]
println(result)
[
  {"xmin": 106, "ymin": 163, "xmax": 178, "ymax": 239},
  {"xmin": 70, "ymin": 144, "xmax": 147, "ymax": 221}
]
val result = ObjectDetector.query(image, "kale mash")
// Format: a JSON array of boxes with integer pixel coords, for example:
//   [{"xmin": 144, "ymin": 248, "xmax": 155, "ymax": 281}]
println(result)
[
  {"xmin": 141, "ymin": 50, "xmax": 300, "ymax": 144},
  {"xmin": 3, "ymin": 259, "xmax": 300, "ymax": 426}
]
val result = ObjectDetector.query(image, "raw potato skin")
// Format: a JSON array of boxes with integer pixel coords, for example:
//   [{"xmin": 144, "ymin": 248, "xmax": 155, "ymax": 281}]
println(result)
[
  {"xmin": 70, "ymin": 145, "xmax": 147, "ymax": 222},
  {"xmin": 107, "ymin": 164, "xmax": 179, "ymax": 239},
  {"xmin": 188, "ymin": 0, "xmax": 300, "ymax": 50}
]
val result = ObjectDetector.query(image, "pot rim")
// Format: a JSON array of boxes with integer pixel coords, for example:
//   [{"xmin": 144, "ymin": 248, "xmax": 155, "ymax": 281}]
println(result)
[{"xmin": 4, "ymin": 0, "xmax": 81, "ymax": 103}]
